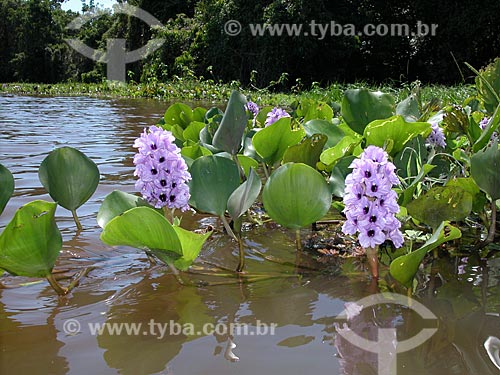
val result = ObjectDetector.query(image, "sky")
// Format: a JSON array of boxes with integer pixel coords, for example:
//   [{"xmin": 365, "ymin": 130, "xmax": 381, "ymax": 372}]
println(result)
[{"xmin": 61, "ymin": 0, "xmax": 117, "ymax": 12}]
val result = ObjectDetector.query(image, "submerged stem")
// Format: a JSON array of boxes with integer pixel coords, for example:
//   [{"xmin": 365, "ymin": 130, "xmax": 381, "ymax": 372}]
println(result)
[
  {"xmin": 476, "ymin": 199, "xmax": 497, "ymax": 250},
  {"xmin": 236, "ymin": 236, "xmax": 246, "ymax": 273},
  {"xmin": 46, "ymin": 273, "xmax": 68, "ymax": 295},
  {"xmin": 71, "ymin": 209, "xmax": 82, "ymax": 231}
]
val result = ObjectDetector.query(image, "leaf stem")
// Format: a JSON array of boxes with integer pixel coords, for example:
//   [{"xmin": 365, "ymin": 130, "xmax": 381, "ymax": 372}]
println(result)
[
  {"xmin": 366, "ymin": 246, "xmax": 379, "ymax": 279},
  {"xmin": 236, "ymin": 235, "xmax": 245, "ymax": 273},
  {"xmin": 71, "ymin": 209, "xmax": 82, "ymax": 231},
  {"xmin": 295, "ymin": 229, "xmax": 302, "ymax": 251},
  {"xmin": 220, "ymin": 215, "xmax": 238, "ymax": 241}
]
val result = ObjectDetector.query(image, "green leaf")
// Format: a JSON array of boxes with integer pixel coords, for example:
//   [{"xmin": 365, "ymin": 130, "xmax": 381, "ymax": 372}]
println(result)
[
  {"xmin": 396, "ymin": 93, "xmax": 420, "ymax": 122},
  {"xmin": 38, "ymin": 147, "xmax": 100, "ymax": 211},
  {"xmin": 295, "ymin": 99, "xmax": 333, "ymax": 122},
  {"xmin": 0, "ymin": 164, "xmax": 14, "ymax": 216},
  {"xmin": 302, "ymin": 119, "xmax": 345, "ymax": 149},
  {"xmin": 0, "ymin": 200, "xmax": 61, "ymax": 277},
  {"xmin": 399, "ymin": 164, "xmax": 436, "ymax": 206},
  {"xmin": 252, "ymin": 117, "xmax": 306, "ymax": 166},
  {"xmin": 181, "ymin": 143, "xmax": 212, "ymax": 162},
  {"xmin": 236, "ymin": 154, "xmax": 259, "ymax": 177},
  {"xmin": 390, "ymin": 222, "xmax": 461, "ymax": 287},
  {"xmin": 262, "ymin": 163, "xmax": 332, "ymax": 229},
  {"xmin": 164, "ymin": 103, "xmax": 193, "ymax": 128},
  {"xmin": 363, "ymin": 115, "xmax": 431, "ymax": 156},
  {"xmin": 212, "ymin": 91, "xmax": 248, "ymax": 155},
  {"xmin": 472, "ymin": 103, "xmax": 500, "ymax": 153},
  {"xmin": 282, "ymin": 134, "xmax": 327, "ymax": 168},
  {"xmin": 319, "ymin": 136, "xmax": 360, "ymax": 167},
  {"xmin": 173, "ymin": 227, "xmax": 211, "ymax": 269},
  {"xmin": 183, "ymin": 121, "xmax": 205, "ymax": 142},
  {"xmin": 446, "ymin": 177, "xmax": 487, "ymax": 213},
  {"xmin": 471, "ymin": 139, "xmax": 500, "ymax": 200},
  {"xmin": 97, "ymin": 190, "xmax": 151, "ymax": 228},
  {"xmin": 329, "ymin": 155, "xmax": 356, "ymax": 198},
  {"xmin": 189, "ymin": 155, "xmax": 240, "ymax": 216},
  {"xmin": 406, "ymin": 186, "xmax": 473, "ymax": 229},
  {"xmin": 100, "ymin": 207, "xmax": 182, "ymax": 254},
  {"xmin": 341, "ymin": 89, "xmax": 395, "ymax": 134},
  {"xmin": 227, "ymin": 168, "xmax": 262, "ymax": 220},
  {"xmin": 193, "ymin": 107, "xmax": 207, "ymax": 122}
]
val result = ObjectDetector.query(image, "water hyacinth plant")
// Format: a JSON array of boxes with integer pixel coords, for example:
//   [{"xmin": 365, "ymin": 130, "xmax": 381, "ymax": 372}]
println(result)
[
  {"xmin": 133, "ymin": 125, "xmax": 191, "ymax": 214},
  {"xmin": 342, "ymin": 146, "xmax": 403, "ymax": 278},
  {"xmin": 265, "ymin": 107, "xmax": 291, "ymax": 127}
]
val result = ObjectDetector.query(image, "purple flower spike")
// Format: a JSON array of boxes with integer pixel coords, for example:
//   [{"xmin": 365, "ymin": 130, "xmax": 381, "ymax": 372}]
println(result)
[
  {"xmin": 479, "ymin": 116, "xmax": 498, "ymax": 140},
  {"xmin": 342, "ymin": 146, "xmax": 403, "ymax": 249},
  {"xmin": 264, "ymin": 107, "xmax": 290, "ymax": 127},
  {"xmin": 133, "ymin": 125, "xmax": 191, "ymax": 211},
  {"xmin": 426, "ymin": 121, "xmax": 446, "ymax": 148},
  {"xmin": 245, "ymin": 101, "xmax": 260, "ymax": 118}
]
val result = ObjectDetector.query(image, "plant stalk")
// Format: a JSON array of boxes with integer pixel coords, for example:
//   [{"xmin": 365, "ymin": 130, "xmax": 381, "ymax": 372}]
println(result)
[
  {"xmin": 220, "ymin": 215, "xmax": 238, "ymax": 241},
  {"xmin": 366, "ymin": 246, "xmax": 379, "ymax": 279},
  {"xmin": 295, "ymin": 229, "xmax": 302, "ymax": 251},
  {"xmin": 236, "ymin": 235, "xmax": 245, "ymax": 273},
  {"xmin": 71, "ymin": 209, "xmax": 82, "ymax": 231},
  {"xmin": 46, "ymin": 273, "xmax": 68, "ymax": 295}
]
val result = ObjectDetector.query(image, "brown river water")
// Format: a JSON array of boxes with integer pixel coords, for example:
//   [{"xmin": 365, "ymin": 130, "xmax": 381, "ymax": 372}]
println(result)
[{"xmin": 0, "ymin": 95, "xmax": 499, "ymax": 375}]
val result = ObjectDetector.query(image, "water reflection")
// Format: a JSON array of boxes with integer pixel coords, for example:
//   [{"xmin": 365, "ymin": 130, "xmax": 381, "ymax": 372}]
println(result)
[{"xmin": 0, "ymin": 95, "xmax": 499, "ymax": 375}]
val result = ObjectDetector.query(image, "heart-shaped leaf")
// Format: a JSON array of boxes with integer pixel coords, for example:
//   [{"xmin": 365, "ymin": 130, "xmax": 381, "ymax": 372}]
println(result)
[
  {"xmin": 319, "ymin": 136, "xmax": 360, "ymax": 167},
  {"xmin": 363, "ymin": 115, "xmax": 431, "ymax": 156},
  {"xmin": 471, "ymin": 139, "xmax": 500, "ymax": 200},
  {"xmin": 0, "ymin": 200, "xmax": 61, "ymax": 277},
  {"xmin": 97, "ymin": 190, "xmax": 151, "ymax": 228},
  {"xmin": 100, "ymin": 206, "xmax": 182, "ymax": 254},
  {"xmin": 164, "ymin": 103, "xmax": 193, "ymax": 128},
  {"xmin": 227, "ymin": 168, "xmax": 262, "ymax": 220},
  {"xmin": 263, "ymin": 163, "xmax": 332, "ymax": 229},
  {"xmin": 252, "ymin": 117, "xmax": 305, "ymax": 166},
  {"xmin": 0, "ymin": 164, "xmax": 14, "ymax": 216},
  {"xmin": 189, "ymin": 155, "xmax": 240, "ymax": 216},
  {"xmin": 38, "ymin": 147, "xmax": 100, "ymax": 211},
  {"xmin": 282, "ymin": 134, "xmax": 327, "ymax": 167},
  {"xmin": 390, "ymin": 221, "xmax": 461, "ymax": 287},
  {"xmin": 341, "ymin": 89, "xmax": 395, "ymax": 134},
  {"xmin": 212, "ymin": 91, "xmax": 248, "ymax": 155}
]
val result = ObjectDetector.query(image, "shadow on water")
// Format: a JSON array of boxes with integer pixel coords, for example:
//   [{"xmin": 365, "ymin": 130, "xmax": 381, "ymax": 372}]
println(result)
[{"xmin": 0, "ymin": 95, "xmax": 499, "ymax": 375}]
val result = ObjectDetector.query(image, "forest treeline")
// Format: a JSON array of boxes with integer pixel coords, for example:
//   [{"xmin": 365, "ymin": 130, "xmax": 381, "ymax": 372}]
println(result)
[{"xmin": 1, "ymin": 0, "xmax": 499, "ymax": 87}]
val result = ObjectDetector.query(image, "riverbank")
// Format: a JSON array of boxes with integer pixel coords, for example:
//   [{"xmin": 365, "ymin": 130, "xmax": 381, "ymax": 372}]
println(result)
[{"xmin": 0, "ymin": 80, "xmax": 476, "ymax": 106}]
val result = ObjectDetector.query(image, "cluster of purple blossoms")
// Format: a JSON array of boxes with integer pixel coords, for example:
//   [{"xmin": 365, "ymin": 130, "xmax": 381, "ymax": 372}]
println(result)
[
  {"xmin": 264, "ymin": 107, "xmax": 290, "ymax": 127},
  {"xmin": 133, "ymin": 125, "xmax": 191, "ymax": 211},
  {"xmin": 342, "ymin": 146, "xmax": 404, "ymax": 249},
  {"xmin": 479, "ymin": 116, "xmax": 497, "ymax": 140},
  {"xmin": 426, "ymin": 121, "xmax": 446, "ymax": 148},
  {"xmin": 245, "ymin": 101, "xmax": 260, "ymax": 118}
]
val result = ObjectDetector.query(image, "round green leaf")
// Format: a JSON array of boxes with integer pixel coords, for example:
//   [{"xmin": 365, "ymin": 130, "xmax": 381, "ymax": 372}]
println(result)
[
  {"xmin": 189, "ymin": 155, "xmax": 240, "ymax": 216},
  {"xmin": 0, "ymin": 163, "xmax": 14, "ymax": 216},
  {"xmin": 303, "ymin": 119, "xmax": 345, "ymax": 149},
  {"xmin": 471, "ymin": 139, "xmax": 500, "ymax": 200},
  {"xmin": 406, "ymin": 186, "xmax": 473, "ymax": 229},
  {"xmin": 341, "ymin": 89, "xmax": 395, "ymax": 134},
  {"xmin": 363, "ymin": 115, "xmax": 431, "ymax": 156},
  {"xmin": 164, "ymin": 103, "xmax": 193, "ymax": 128},
  {"xmin": 100, "ymin": 206, "xmax": 182, "ymax": 254},
  {"xmin": 263, "ymin": 163, "xmax": 332, "ymax": 229},
  {"xmin": 0, "ymin": 200, "xmax": 61, "ymax": 277},
  {"xmin": 39, "ymin": 147, "xmax": 100, "ymax": 211},
  {"xmin": 97, "ymin": 190, "xmax": 151, "ymax": 228},
  {"xmin": 252, "ymin": 117, "xmax": 306, "ymax": 166},
  {"xmin": 282, "ymin": 134, "xmax": 327, "ymax": 168}
]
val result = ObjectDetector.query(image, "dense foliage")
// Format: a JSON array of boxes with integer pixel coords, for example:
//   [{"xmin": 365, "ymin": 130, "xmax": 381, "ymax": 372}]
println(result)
[{"xmin": 1, "ymin": 0, "xmax": 499, "ymax": 85}]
